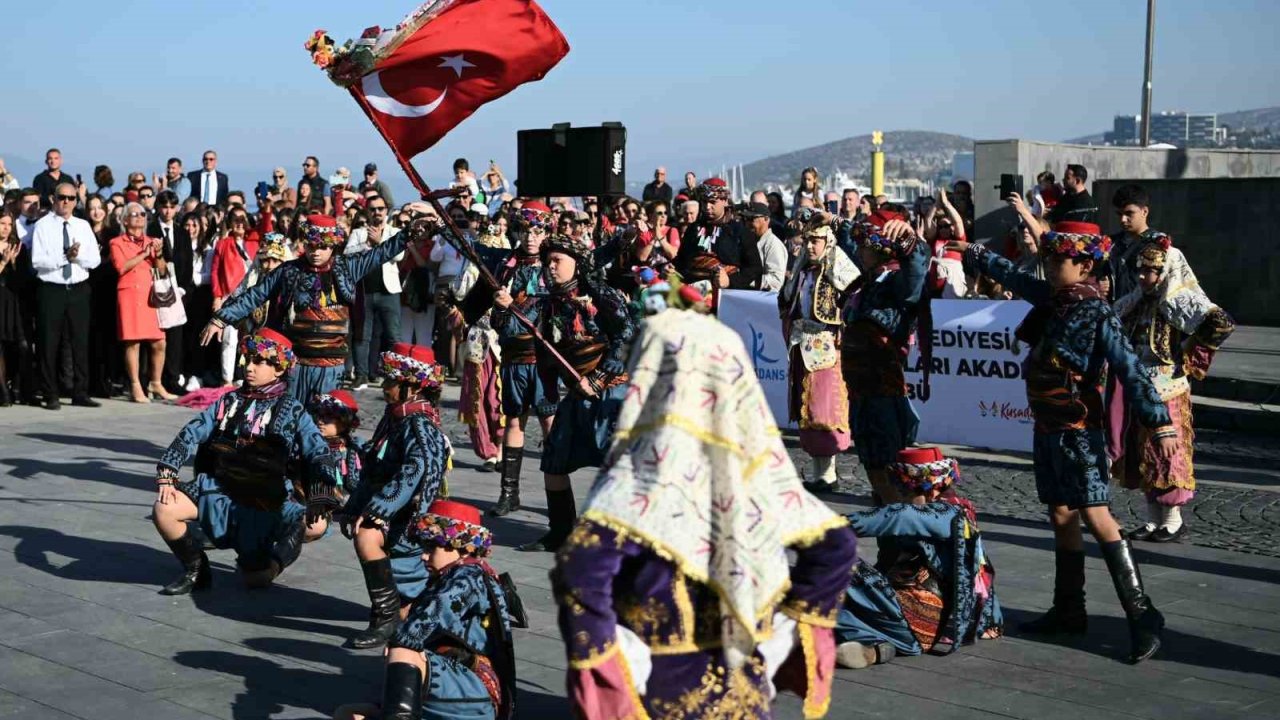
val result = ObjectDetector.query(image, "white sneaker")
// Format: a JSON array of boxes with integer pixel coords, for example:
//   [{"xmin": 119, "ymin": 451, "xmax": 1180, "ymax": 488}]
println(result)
[{"xmin": 184, "ymin": 376, "xmax": 202, "ymax": 392}]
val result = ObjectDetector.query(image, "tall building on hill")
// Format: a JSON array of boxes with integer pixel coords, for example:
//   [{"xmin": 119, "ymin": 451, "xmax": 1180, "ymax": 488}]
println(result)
[
  {"xmin": 1149, "ymin": 111, "xmax": 1219, "ymax": 148},
  {"xmin": 1106, "ymin": 115, "xmax": 1140, "ymax": 146}
]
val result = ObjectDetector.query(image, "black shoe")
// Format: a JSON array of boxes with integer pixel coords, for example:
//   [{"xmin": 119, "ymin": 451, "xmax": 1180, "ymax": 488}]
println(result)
[
  {"xmin": 1128, "ymin": 525, "xmax": 1156, "ymax": 542},
  {"xmin": 71, "ymin": 396, "xmax": 102, "ymax": 408},
  {"xmin": 43, "ymin": 397, "xmax": 61, "ymax": 410},
  {"xmin": 350, "ymin": 375, "xmax": 370, "ymax": 391},
  {"xmin": 346, "ymin": 558, "xmax": 402, "ymax": 649},
  {"xmin": 161, "ymin": 532, "xmax": 212, "ymax": 595},
  {"xmin": 0, "ymin": 384, "xmax": 11, "ymax": 407},
  {"xmin": 802, "ymin": 478, "xmax": 838, "ymax": 494},
  {"xmin": 489, "ymin": 447, "xmax": 523, "ymax": 517},
  {"xmin": 1019, "ymin": 548, "xmax": 1088, "ymax": 636},
  {"xmin": 1101, "ymin": 537, "xmax": 1164, "ymax": 664},
  {"xmin": 379, "ymin": 662, "xmax": 424, "ymax": 720},
  {"xmin": 516, "ymin": 488, "xmax": 576, "ymax": 552},
  {"xmin": 1149, "ymin": 525, "xmax": 1186, "ymax": 543}
]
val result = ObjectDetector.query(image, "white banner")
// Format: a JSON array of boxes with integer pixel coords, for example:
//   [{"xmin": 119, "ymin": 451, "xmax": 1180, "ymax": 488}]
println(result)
[
  {"xmin": 904, "ymin": 299, "xmax": 1034, "ymax": 452},
  {"xmin": 717, "ymin": 290, "xmax": 796, "ymax": 429},
  {"xmin": 718, "ymin": 293, "xmax": 1033, "ymax": 451}
]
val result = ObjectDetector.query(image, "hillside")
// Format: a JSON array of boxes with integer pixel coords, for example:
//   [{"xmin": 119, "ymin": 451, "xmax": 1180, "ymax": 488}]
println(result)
[
  {"xmin": 741, "ymin": 130, "xmax": 973, "ymax": 187},
  {"xmin": 1219, "ymin": 106, "xmax": 1280, "ymax": 131}
]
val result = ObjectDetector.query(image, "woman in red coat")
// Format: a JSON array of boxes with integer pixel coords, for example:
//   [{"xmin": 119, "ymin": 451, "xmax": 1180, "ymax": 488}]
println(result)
[{"xmin": 110, "ymin": 203, "xmax": 176, "ymax": 403}]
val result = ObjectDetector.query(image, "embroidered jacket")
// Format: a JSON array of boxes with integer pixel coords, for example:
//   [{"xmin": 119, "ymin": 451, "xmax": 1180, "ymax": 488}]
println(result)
[
  {"xmin": 342, "ymin": 408, "xmax": 450, "ymax": 525},
  {"xmin": 848, "ymin": 502, "xmax": 1003, "ymax": 653},
  {"xmin": 780, "ymin": 248, "xmax": 860, "ymax": 373},
  {"xmin": 964, "ymin": 245, "xmax": 1172, "ymax": 434},
  {"xmin": 157, "ymin": 390, "xmax": 337, "ymax": 498},
  {"xmin": 484, "ymin": 249, "xmax": 547, "ymax": 365},
  {"xmin": 214, "ymin": 233, "xmax": 409, "ymax": 365},
  {"xmin": 392, "ymin": 561, "xmax": 515, "ymax": 719},
  {"xmin": 840, "ymin": 240, "xmax": 929, "ymax": 397},
  {"xmin": 553, "ymin": 519, "xmax": 857, "ymax": 719}
]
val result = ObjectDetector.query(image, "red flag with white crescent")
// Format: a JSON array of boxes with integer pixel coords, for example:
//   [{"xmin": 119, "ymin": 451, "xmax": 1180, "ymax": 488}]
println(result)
[{"xmin": 330, "ymin": 0, "xmax": 569, "ymax": 159}]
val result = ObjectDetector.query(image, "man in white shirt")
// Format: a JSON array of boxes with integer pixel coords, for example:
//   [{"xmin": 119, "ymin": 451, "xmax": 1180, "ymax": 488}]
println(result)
[
  {"xmin": 741, "ymin": 202, "xmax": 788, "ymax": 291},
  {"xmin": 29, "ymin": 182, "xmax": 102, "ymax": 409},
  {"xmin": 14, "ymin": 188, "xmax": 42, "ymax": 248},
  {"xmin": 342, "ymin": 194, "xmax": 403, "ymax": 388}
]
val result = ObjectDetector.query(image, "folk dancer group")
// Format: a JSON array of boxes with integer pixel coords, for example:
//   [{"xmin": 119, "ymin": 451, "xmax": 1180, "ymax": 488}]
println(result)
[{"xmin": 147, "ymin": 180, "xmax": 1230, "ymax": 718}]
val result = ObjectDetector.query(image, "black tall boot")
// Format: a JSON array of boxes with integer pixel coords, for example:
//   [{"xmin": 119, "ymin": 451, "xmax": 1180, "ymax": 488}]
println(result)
[
  {"xmin": 516, "ymin": 488, "xmax": 577, "ymax": 552},
  {"xmin": 1101, "ymin": 537, "xmax": 1165, "ymax": 664},
  {"xmin": 1020, "ymin": 548, "xmax": 1087, "ymax": 635},
  {"xmin": 380, "ymin": 662, "xmax": 424, "ymax": 720},
  {"xmin": 160, "ymin": 530, "xmax": 211, "ymax": 596},
  {"xmin": 489, "ymin": 446, "xmax": 523, "ymax": 517},
  {"xmin": 346, "ymin": 558, "xmax": 402, "ymax": 649}
]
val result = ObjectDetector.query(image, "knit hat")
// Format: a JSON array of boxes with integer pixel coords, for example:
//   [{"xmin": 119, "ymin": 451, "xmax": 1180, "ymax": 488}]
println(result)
[
  {"xmin": 309, "ymin": 390, "xmax": 360, "ymax": 429},
  {"xmin": 301, "ymin": 214, "xmax": 347, "ymax": 249},
  {"xmin": 241, "ymin": 328, "xmax": 296, "ymax": 371},
  {"xmin": 409, "ymin": 499, "xmax": 492, "ymax": 557},
  {"xmin": 887, "ymin": 447, "xmax": 961, "ymax": 495},
  {"xmin": 380, "ymin": 342, "xmax": 445, "ymax": 390},
  {"xmin": 542, "ymin": 233, "xmax": 594, "ymax": 274},
  {"xmin": 1135, "ymin": 233, "xmax": 1173, "ymax": 272},
  {"xmin": 1041, "ymin": 221, "xmax": 1112, "ymax": 261}
]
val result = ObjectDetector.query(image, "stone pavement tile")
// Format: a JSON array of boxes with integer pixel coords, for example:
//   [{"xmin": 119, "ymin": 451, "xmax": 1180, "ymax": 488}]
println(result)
[
  {"xmin": 0, "ymin": 646, "xmax": 218, "ymax": 720},
  {"xmin": 2, "ymin": 629, "xmax": 214, "ymax": 693},
  {"xmin": 510, "ymin": 656, "xmax": 575, "ymax": 716},
  {"xmin": 0, "ymin": 579, "xmax": 98, "ymax": 620},
  {"xmin": 0, "ymin": 608, "xmax": 61, "ymax": 645},
  {"xmin": 830, "ymin": 678, "xmax": 1021, "ymax": 719},
  {"xmin": 1162, "ymin": 597, "xmax": 1280, "ymax": 634},
  {"xmin": 0, "ymin": 688, "xmax": 79, "ymax": 719},
  {"xmin": 151, "ymin": 678, "xmax": 331, "ymax": 720}
]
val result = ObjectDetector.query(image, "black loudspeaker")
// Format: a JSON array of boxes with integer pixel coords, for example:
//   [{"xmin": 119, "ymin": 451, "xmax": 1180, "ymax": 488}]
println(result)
[{"xmin": 517, "ymin": 123, "xmax": 626, "ymax": 197}]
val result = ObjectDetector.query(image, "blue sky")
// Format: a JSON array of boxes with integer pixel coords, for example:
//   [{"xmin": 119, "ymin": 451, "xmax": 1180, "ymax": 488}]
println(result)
[{"xmin": 3, "ymin": 0, "xmax": 1277, "ymax": 201}]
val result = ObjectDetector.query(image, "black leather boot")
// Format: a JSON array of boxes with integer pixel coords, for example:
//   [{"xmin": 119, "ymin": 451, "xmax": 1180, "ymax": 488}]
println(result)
[
  {"xmin": 516, "ymin": 488, "xmax": 577, "ymax": 552},
  {"xmin": 160, "ymin": 530, "xmax": 211, "ymax": 596},
  {"xmin": 489, "ymin": 446, "xmax": 523, "ymax": 517},
  {"xmin": 1101, "ymin": 537, "xmax": 1164, "ymax": 664},
  {"xmin": 379, "ymin": 661, "xmax": 424, "ymax": 720},
  {"xmin": 1020, "ymin": 548, "xmax": 1087, "ymax": 635},
  {"xmin": 346, "ymin": 558, "xmax": 402, "ymax": 649}
]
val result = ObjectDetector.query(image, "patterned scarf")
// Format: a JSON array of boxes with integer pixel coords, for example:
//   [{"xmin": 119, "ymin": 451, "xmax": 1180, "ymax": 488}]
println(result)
[
  {"xmin": 389, "ymin": 399, "xmax": 441, "ymax": 425},
  {"xmin": 582, "ymin": 309, "xmax": 845, "ymax": 668},
  {"xmin": 238, "ymin": 378, "xmax": 288, "ymax": 400}
]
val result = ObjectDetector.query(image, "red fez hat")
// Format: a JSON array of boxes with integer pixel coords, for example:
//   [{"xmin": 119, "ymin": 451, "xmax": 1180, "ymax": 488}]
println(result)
[
  {"xmin": 1051, "ymin": 221, "xmax": 1102, "ymax": 236},
  {"xmin": 522, "ymin": 201, "xmax": 552, "ymax": 214},
  {"xmin": 703, "ymin": 177, "xmax": 727, "ymax": 188},
  {"xmin": 256, "ymin": 328, "xmax": 294, "ymax": 350},
  {"xmin": 306, "ymin": 214, "xmax": 338, "ymax": 229},
  {"xmin": 389, "ymin": 342, "xmax": 435, "ymax": 365},
  {"xmin": 897, "ymin": 447, "xmax": 945, "ymax": 465},
  {"xmin": 868, "ymin": 208, "xmax": 905, "ymax": 228},
  {"xmin": 327, "ymin": 389, "xmax": 358, "ymax": 412},
  {"xmin": 427, "ymin": 499, "xmax": 483, "ymax": 528}
]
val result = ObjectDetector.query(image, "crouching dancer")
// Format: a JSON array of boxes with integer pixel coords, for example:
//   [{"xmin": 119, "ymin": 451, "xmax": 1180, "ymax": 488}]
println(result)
[
  {"xmin": 956, "ymin": 223, "xmax": 1174, "ymax": 664},
  {"xmin": 835, "ymin": 447, "xmax": 1002, "ymax": 669},
  {"xmin": 152, "ymin": 329, "xmax": 339, "ymax": 594},
  {"xmin": 339, "ymin": 343, "xmax": 451, "ymax": 649},
  {"xmin": 334, "ymin": 500, "xmax": 515, "ymax": 720}
]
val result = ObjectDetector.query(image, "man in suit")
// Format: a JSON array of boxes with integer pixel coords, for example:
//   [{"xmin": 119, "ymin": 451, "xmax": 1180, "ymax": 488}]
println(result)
[
  {"xmin": 148, "ymin": 190, "xmax": 193, "ymax": 393},
  {"xmin": 188, "ymin": 150, "xmax": 229, "ymax": 206}
]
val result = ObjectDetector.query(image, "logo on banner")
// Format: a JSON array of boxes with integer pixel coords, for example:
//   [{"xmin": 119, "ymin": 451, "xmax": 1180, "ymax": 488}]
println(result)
[
  {"xmin": 747, "ymin": 323, "xmax": 786, "ymax": 381},
  {"xmin": 978, "ymin": 400, "xmax": 1034, "ymax": 423}
]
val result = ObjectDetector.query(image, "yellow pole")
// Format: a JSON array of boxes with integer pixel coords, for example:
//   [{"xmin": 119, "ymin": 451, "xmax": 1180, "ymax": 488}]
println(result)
[{"xmin": 870, "ymin": 130, "xmax": 885, "ymax": 198}]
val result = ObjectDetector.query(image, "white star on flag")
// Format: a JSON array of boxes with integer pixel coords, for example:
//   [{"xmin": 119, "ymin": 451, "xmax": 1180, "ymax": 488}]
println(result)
[{"xmin": 438, "ymin": 54, "xmax": 475, "ymax": 77}]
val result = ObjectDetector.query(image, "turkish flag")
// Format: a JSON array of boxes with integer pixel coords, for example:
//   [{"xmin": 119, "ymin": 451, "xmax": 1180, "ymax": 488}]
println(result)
[{"xmin": 351, "ymin": 0, "xmax": 569, "ymax": 159}]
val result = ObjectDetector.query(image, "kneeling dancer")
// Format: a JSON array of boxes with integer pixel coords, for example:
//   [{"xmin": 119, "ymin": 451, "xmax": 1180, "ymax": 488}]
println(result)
[
  {"xmin": 957, "ymin": 224, "xmax": 1174, "ymax": 664},
  {"xmin": 340, "ymin": 343, "xmax": 451, "ymax": 649},
  {"xmin": 152, "ymin": 329, "xmax": 338, "ymax": 593},
  {"xmin": 835, "ymin": 447, "xmax": 1003, "ymax": 669},
  {"xmin": 554, "ymin": 308, "xmax": 857, "ymax": 719},
  {"xmin": 493, "ymin": 233, "xmax": 636, "ymax": 552},
  {"xmin": 334, "ymin": 500, "xmax": 515, "ymax": 720}
]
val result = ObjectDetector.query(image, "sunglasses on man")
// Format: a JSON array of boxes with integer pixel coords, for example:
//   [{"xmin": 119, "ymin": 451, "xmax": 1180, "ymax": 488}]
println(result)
[{"xmin": 56, "ymin": 194, "xmax": 78, "ymax": 202}]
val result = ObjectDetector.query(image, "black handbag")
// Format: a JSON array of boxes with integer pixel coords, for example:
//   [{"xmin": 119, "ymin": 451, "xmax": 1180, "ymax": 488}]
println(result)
[
  {"xmin": 403, "ymin": 267, "xmax": 434, "ymax": 313},
  {"xmin": 148, "ymin": 267, "xmax": 179, "ymax": 308}
]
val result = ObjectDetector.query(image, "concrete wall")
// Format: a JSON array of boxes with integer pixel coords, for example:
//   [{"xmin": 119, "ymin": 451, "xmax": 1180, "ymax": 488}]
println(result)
[
  {"xmin": 972, "ymin": 140, "xmax": 1280, "ymax": 241},
  {"xmin": 1092, "ymin": 178, "xmax": 1280, "ymax": 327}
]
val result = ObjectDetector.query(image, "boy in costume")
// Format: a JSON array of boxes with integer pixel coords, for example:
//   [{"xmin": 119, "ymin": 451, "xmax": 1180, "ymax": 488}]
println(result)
[
  {"xmin": 1112, "ymin": 237, "xmax": 1234, "ymax": 542},
  {"xmin": 333, "ymin": 500, "xmax": 515, "ymax": 720},
  {"xmin": 308, "ymin": 389, "xmax": 364, "ymax": 503},
  {"xmin": 956, "ymin": 222, "xmax": 1175, "ymax": 664},
  {"xmin": 835, "ymin": 448, "xmax": 1002, "ymax": 669},
  {"xmin": 152, "ymin": 329, "xmax": 339, "ymax": 593},
  {"xmin": 778, "ymin": 223, "xmax": 860, "ymax": 491},
  {"xmin": 339, "ymin": 343, "xmax": 451, "ymax": 649}
]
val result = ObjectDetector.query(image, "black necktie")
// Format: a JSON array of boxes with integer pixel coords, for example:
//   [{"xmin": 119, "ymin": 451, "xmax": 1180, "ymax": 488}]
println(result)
[
  {"xmin": 163, "ymin": 226, "xmax": 172, "ymax": 257},
  {"xmin": 62, "ymin": 221, "xmax": 72, "ymax": 280}
]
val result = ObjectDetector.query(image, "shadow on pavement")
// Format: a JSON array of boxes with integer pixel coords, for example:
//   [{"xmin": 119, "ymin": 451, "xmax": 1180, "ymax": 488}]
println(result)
[
  {"xmin": 19, "ymin": 431, "xmax": 168, "ymax": 459},
  {"xmin": 1001, "ymin": 605, "xmax": 1280, "ymax": 678}
]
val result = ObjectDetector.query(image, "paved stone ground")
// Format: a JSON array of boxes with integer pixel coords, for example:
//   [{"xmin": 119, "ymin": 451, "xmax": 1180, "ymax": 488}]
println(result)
[{"xmin": 1, "ymin": 388, "xmax": 1279, "ymax": 719}]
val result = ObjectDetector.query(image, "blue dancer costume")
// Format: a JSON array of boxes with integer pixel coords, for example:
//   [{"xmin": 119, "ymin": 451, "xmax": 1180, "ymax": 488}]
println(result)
[
  {"xmin": 962, "ymin": 221, "xmax": 1172, "ymax": 664},
  {"xmin": 155, "ymin": 329, "xmax": 338, "ymax": 593},
  {"xmin": 840, "ymin": 211, "xmax": 930, "ymax": 475},
  {"xmin": 308, "ymin": 390, "xmax": 365, "ymax": 499},
  {"xmin": 341, "ymin": 342, "xmax": 451, "ymax": 650},
  {"xmin": 835, "ymin": 449, "xmax": 1002, "ymax": 666},
  {"xmin": 212, "ymin": 214, "xmax": 423, "ymax": 401}
]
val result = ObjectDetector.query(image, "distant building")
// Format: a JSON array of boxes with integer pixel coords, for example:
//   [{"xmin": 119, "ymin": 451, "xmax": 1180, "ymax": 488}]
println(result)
[
  {"xmin": 1148, "ymin": 111, "xmax": 1219, "ymax": 148},
  {"xmin": 1106, "ymin": 115, "xmax": 1140, "ymax": 146}
]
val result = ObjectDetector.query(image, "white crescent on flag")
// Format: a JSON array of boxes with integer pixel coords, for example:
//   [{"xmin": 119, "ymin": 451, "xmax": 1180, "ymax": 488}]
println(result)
[{"xmin": 361, "ymin": 71, "xmax": 449, "ymax": 118}]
